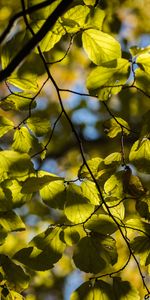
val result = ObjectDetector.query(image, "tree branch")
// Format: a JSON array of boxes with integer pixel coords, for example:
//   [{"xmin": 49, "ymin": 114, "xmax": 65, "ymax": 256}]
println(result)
[
  {"xmin": 0, "ymin": 0, "xmax": 73, "ymax": 82},
  {"xmin": 0, "ymin": 0, "xmax": 57, "ymax": 44}
]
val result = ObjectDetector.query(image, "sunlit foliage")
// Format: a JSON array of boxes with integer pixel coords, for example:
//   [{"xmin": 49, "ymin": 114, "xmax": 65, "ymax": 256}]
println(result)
[{"xmin": 0, "ymin": 0, "xmax": 150, "ymax": 299}]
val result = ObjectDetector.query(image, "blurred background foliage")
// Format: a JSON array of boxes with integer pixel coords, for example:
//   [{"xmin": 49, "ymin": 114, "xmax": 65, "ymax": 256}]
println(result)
[{"xmin": 0, "ymin": 0, "xmax": 150, "ymax": 299}]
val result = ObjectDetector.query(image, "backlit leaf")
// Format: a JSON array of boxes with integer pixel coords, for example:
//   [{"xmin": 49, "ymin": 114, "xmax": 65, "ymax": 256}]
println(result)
[
  {"xmin": 65, "ymin": 184, "xmax": 94, "ymax": 223},
  {"xmin": 0, "ymin": 151, "xmax": 33, "ymax": 181},
  {"xmin": 0, "ymin": 116, "xmax": 14, "ymax": 137},
  {"xmin": 129, "ymin": 139, "xmax": 150, "ymax": 173},
  {"xmin": 85, "ymin": 7, "xmax": 105, "ymax": 30},
  {"xmin": 28, "ymin": 0, "xmax": 62, "ymax": 20},
  {"xmin": 125, "ymin": 218, "xmax": 150, "ymax": 234},
  {"xmin": 104, "ymin": 118, "xmax": 130, "ymax": 138},
  {"xmin": 136, "ymin": 49, "xmax": 150, "ymax": 73},
  {"xmin": 40, "ymin": 179, "xmax": 66, "ymax": 209},
  {"xmin": 83, "ymin": 0, "xmax": 97, "ymax": 6},
  {"xmin": 0, "ymin": 254, "xmax": 30, "ymax": 292},
  {"xmin": 4, "ymin": 179, "xmax": 32, "ymax": 208},
  {"xmin": 130, "ymin": 235, "xmax": 150, "ymax": 266},
  {"xmin": 113, "ymin": 277, "xmax": 140, "ymax": 300},
  {"xmin": 0, "ymin": 211, "xmax": 25, "ymax": 232},
  {"xmin": 130, "ymin": 45, "xmax": 150, "ymax": 57},
  {"xmin": 6, "ymin": 291, "xmax": 24, "ymax": 300},
  {"xmin": 1, "ymin": 32, "xmax": 26, "ymax": 69},
  {"xmin": 136, "ymin": 195, "xmax": 150, "ymax": 220},
  {"xmin": 86, "ymin": 58, "xmax": 130, "ymax": 100},
  {"xmin": 134, "ymin": 68, "xmax": 150, "ymax": 95},
  {"xmin": 104, "ymin": 172, "xmax": 124, "ymax": 199},
  {"xmin": 30, "ymin": 227, "xmax": 65, "ymax": 252},
  {"xmin": 0, "ymin": 92, "xmax": 36, "ymax": 111},
  {"xmin": 12, "ymin": 127, "xmax": 41, "ymax": 154},
  {"xmin": 82, "ymin": 29, "xmax": 121, "ymax": 65},
  {"xmin": 85, "ymin": 214, "xmax": 117, "ymax": 235},
  {"xmin": 104, "ymin": 152, "xmax": 122, "ymax": 166},
  {"xmin": 27, "ymin": 114, "xmax": 51, "ymax": 136},
  {"xmin": 79, "ymin": 157, "xmax": 103, "ymax": 180},
  {"xmin": 8, "ymin": 70, "xmax": 38, "ymax": 92},
  {"xmin": 81, "ymin": 181, "xmax": 101, "ymax": 205},
  {"xmin": 73, "ymin": 235, "xmax": 117, "ymax": 273},
  {"xmin": 61, "ymin": 227, "xmax": 80, "ymax": 246},
  {"xmin": 106, "ymin": 200, "xmax": 125, "ymax": 221},
  {"xmin": 0, "ymin": 186, "xmax": 12, "ymax": 211},
  {"xmin": 14, "ymin": 227, "xmax": 65, "ymax": 271},
  {"xmin": 29, "ymin": 20, "xmax": 64, "ymax": 52},
  {"xmin": 0, "ymin": 225, "xmax": 7, "ymax": 245},
  {"xmin": 21, "ymin": 171, "xmax": 61, "ymax": 193},
  {"xmin": 62, "ymin": 5, "xmax": 90, "ymax": 32},
  {"xmin": 13, "ymin": 246, "xmax": 55, "ymax": 271},
  {"xmin": 71, "ymin": 280, "xmax": 113, "ymax": 300}
]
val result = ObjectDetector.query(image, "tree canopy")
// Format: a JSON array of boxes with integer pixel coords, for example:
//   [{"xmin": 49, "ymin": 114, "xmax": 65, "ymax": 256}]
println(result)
[{"xmin": 0, "ymin": 0, "xmax": 150, "ymax": 299}]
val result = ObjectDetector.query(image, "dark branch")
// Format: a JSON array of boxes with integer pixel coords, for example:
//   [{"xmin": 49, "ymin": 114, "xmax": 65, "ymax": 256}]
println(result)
[
  {"xmin": 0, "ymin": 0, "xmax": 73, "ymax": 82},
  {"xmin": 0, "ymin": 0, "xmax": 57, "ymax": 44}
]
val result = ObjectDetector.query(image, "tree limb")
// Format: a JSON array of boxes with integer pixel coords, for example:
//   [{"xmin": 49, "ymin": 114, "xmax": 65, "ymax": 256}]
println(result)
[
  {"xmin": 0, "ymin": 0, "xmax": 73, "ymax": 83},
  {"xmin": 0, "ymin": 0, "xmax": 57, "ymax": 44}
]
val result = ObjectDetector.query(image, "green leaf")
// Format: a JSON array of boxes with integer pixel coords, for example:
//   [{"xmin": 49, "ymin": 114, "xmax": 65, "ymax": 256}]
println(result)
[
  {"xmin": 4, "ymin": 179, "xmax": 32, "ymax": 208},
  {"xmin": 130, "ymin": 235, "xmax": 150, "ymax": 266},
  {"xmin": 85, "ymin": 214, "xmax": 118, "ymax": 235},
  {"xmin": 86, "ymin": 58, "xmax": 130, "ymax": 100},
  {"xmin": 136, "ymin": 47, "xmax": 150, "ymax": 73},
  {"xmin": 22, "ymin": 170, "xmax": 62, "ymax": 194},
  {"xmin": 0, "ymin": 225, "xmax": 7, "ymax": 245},
  {"xmin": 40, "ymin": 179, "xmax": 66, "ymax": 210},
  {"xmin": 61, "ymin": 227, "xmax": 80, "ymax": 246},
  {"xmin": 1, "ymin": 32, "xmax": 26, "ymax": 69},
  {"xmin": 85, "ymin": 7, "xmax": 105, "ymax": 30},
  {"xmin": 0, "ymin": 211, "xmax": 25, "ymax": 232},
  {"xmin": 83, "ymin": 0, "xmax": 97, "ymax": 6},
  {"xmin": 0, "ymin": 254, "xmax": 30, "ymax": 292},
  {"xmin": 82, "ymin": 29, "xmax": 121, "ymax": 65},
  {"xmin": 65, "ymin": 184, "xmax": 94, "ymax": 224},
  {"xmin": 8, "ymin": 70, "xmax": 38, "ymax": 92},
  {"xmin": 104, "ymin": 118, "xmax": 130, "ymax": 138},
  {"xmin": 129, "ymin": 139, "xmax": 150, "ymax": 173},
  {"xmin": 105, "ymin": 200, "xmax": 125, "ymax": 221},
  {"xmin": 28, "ymin": 20, "xmax": 64, "ymax": 52},
  {"xmin": 79, "ymin": 157, "xmax": 103, "ymax": 180},
  {"xmin": 28, "ymin": 0, "xmax": 62, "ymax": 20},
  {"xmin": 62, "ymin": 5, "xmax": 90, "ymax": 32},
  {"xmin": 0, "ymin": 116, "xmax": 14, "ymax": 138},
  {"xmin": 0, "ymin": 151, "xmax": 33, "ymax": 182},
  {"xmin": 136, "ymin": 195, "xmax": 150, "ymax": 220},
  {"xmin": 81, "ymin": 181, "xmax": 101, "ymax": 205},
  {"xmin": 0, "ymin": 186, "xmax": 12, "ymax": 212},
  {"xmin": 14, "ymin": 227, "xmax": 65, "ymax": 271},
  {"xmin": 124, "ymin": 174, "xmax": 146, "ymax": 197},
  {"xmin": 104, "ymin": 152, "xmax": 122, "ymax": 166},
  {"xmin": 125, "ymin": 217, "xmax": 150, "ymax": 234},
  {"xmin": 30, "ymin": 227, "xmax": 65, "ymax": 251},
  {"xmin": 134, "ymin": 68, "xmax": 150, "ymax": 95},
  {"xmin": 71, "ymin": 280, "xmax": 114, "ymax": 300},
  {"xmin": 26, "ymin": 114, "xmax": 51, "ymax": 136},
  {"xmin": 13, "ymin": 247, "xmax": 54, "ymax": 271},
  {"xmin": 104, "ymin": 172, "xmax": 124, "ymax": 199},
  {"xmin": 113, "ymin": 277, "xmax": 140, "ymax": 300},
  {"xmin": 73, "ymin": 234, "xmax": 117, "ymax": 274},
  {"xmin": 12, "ymin": 127, "xmax": 41, "ymax": 154},
  {"xmin": 5, "ymin": 291, "xmax": 24, "ymax": 300},
  {"xmin": 130, "ymin": 45, "xmax": 150, "ymax": 58},
  {"xmin": 0, "ymin": 92, "xmax": 36, "ymax": 111}
]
